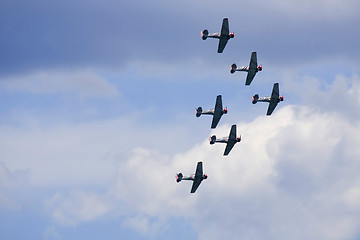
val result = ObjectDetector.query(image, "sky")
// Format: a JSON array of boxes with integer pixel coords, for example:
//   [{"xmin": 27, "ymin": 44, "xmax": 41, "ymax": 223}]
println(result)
[{"xmin": 1, "ymin": 0, "xmax": 360, "ymax": 239}]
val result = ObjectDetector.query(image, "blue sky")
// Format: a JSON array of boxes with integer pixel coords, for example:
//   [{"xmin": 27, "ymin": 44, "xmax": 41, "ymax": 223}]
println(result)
[{"xmin": 1, "ymin": 0, "xmax": 360, "ymax": 239}]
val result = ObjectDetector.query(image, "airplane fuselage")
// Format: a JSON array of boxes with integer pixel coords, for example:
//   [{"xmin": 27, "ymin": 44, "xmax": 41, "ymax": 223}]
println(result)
[
  {"xmin": 257, "ymin": 96, "xmax": 283, "ymax": 103},
  {"xmin": 235, "ymin": 66, "xmax": 262, "ymax": 72},
  {"xmin": 201, "ymin": 109, "xmax": 215, "ymax": 115},
  {"xmin": 181, "ymin": 174, "xmax": 195, "ymax": 180},
  {"xmin": 207, "ymin": 32, "xmax": 221, "ymax": 38},
  {"xmin": 258, "ymin": 96, "xmax": 271, "ymax": 102},
  {"xmin": 237, "ymin": 66, "xmax": 249, "ymax": 71},
  {"xmin": 181, "ymin": 174, "xmax": 207, "ymax": 181},
  {"xmin": 214, "ymin": 137, "xmax": 229, "ymax": 143},
  {"xmin": 214, "ymin": 136, "xmax": 241, "ymax": 144},
  {"xmin": 207, "ymin": 32, "xmax": 234, "ymax": 40},
  {"xmin": 201, "ymin": 108, "xmax": 227, "ymax": 116}
]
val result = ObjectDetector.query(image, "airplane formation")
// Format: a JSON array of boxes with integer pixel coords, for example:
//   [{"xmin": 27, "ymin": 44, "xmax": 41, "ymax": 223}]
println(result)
[{"xmin": 176, "ymin": 18, "xmax": 284, "ymax": 193}]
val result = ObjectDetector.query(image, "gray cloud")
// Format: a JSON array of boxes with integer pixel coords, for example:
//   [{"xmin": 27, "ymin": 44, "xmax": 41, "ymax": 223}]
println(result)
[{"xmin": 1, "ymin": 0, "xmax": 359, "ymax": 75}]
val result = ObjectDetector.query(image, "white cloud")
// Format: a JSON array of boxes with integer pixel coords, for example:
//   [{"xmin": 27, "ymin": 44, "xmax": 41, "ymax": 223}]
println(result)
[
  {"xmin": 111, "ymin": 148, "xmax": 198, "ymax": 217},
  {"xmin": 43, "ymin": 226, "xmax": 60, "ymax": 240},
  {"xmin": 104, "ymin": 107, "xmax": 360, "ymax": 239},
  {"xmin": 122, "ymin": 215, "xmax": 167, "ymax": 237},
  {"xmin": 0, "ymin": 161, "xmax": 29, "ymax": 210},
  {"xmin": 14, "ymin": 74, "xmax": 360, "ymax": 239},
  {"xmin": 174, "ymin": 106, "xmax": 360, "ymax": 240},
  {"xmin": 44, "ymin": 191, "xmax": 113, "ymax": 226},
  {"xmin": 0, "ymin": 162, "xmax": 16, "ymax": 208},
  {"xmin": 0, "ymin": 114, "xmax": 201, "ymax": 188},
  {"xmin": 2, "ymin": 72, "xmax": 360, "ymax": 238},
  {"xmin": 283, "ymin": 73, "xmax": 360, "ymax": 118},
  {"xmin": 0, "ymin": 70, "xmax": 120, "ymax": 99},
  {"xmin": 43, "ymin": 103, "xmax": 356, "ymax": 238}
]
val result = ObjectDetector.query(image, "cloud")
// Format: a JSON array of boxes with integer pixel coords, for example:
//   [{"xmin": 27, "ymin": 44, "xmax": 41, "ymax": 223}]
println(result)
[
  {"xmin": 43, "ymin": 226, "xmax": 60, "ymax": 240},
  {"xmin": 283, "ymin": 73, "xmax": 360, "ymax": 119},
  {"xmin": 44, "ymin": 191, "xmax": 113, "ymax": 226},
  {"xmin": 1, "ymin": 72, "xmax": 360, "ymax": 238},
  {"xmin": 1, "ymin": 0, "xmax": 359, "ymax": 75},
  {"xmin": 186, "ymin": 106, "xmax": 360, "ymax": 239},
  {"xmin": 45, "ymin": 105, "xmax": 360, "ymax": 238},
  {"xmin": 261, "ymin": 0, "xmax": 360, "ymax": 20},
  {"xmin": 122, "ymin": 215, "xmax": 167, "ymax": 237},
  {"xmin": 0, "ymin": 112, "xmax": 205, "ymax": 189},
  {"xmin": 0, "ymin": 161, "xmax": 29, "ymax": 210},
  {"xmin": 0, "ymin": 70, "xmax": 120, "ymax": 99},
  {"xmin": 111, "ymin": 148, "xmax": 197, "ymax": 217}
]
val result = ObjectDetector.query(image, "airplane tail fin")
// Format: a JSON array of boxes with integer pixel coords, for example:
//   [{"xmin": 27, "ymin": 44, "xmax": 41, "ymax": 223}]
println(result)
[
  {"xmin": 252, "ymin": 94, "xmax": 259, "ymax": 104},
  {"xmin": 230, "ymin": 63, "xmax": 237, "ymax": 74},
  {"xmin": 176, "ymin": 173, "xmax": 183, "ymax": 182},
  {"xmin": 209, "ymin": 135, "xmax": 216, "ymax": 144},
  {"xmin": 195, "ymin": 107, "xmax": 202, "ymax": 117},
  {"xmin": 201, "ymin": 29, "xmax": 208, "ymax": 40}
]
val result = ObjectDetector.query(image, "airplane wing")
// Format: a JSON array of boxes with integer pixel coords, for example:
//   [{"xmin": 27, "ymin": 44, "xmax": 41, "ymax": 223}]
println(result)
[
  {"xmin": 190, "ymin": 179, "xmax": 202, "ymax": 193},
  {"xmin": 229, "ymin": 124, "xmax": 237, "ymax": 140},
  {"xmin": 245, "ymin": 52, "xmax": 258, "ymax": 85},
  {"xmin": 245, "ymin": 71, "xmax": 256, "ymax": 85},
  {"xmin": 211, "ymin": 95, "xmax": 223, "ymax": 128},
  {"xmin": 218, "ymin": 38, "xmax": 228, "ymax": 53},
  {"xmin": 191, "ymin": 162, "xmax": 203, "ymax": 193},
  {"xmin": 195, "ymin": 161, "xmax": 203, "ymax": 177},
  {"xmin": 267, "ymin": 83, "xmax": 280, "ymax": 116},
  {"xmin": 218, "ymin": 18, "xmax": 229, "ymax": 53},
  {"xmin": 220, "ymin": 18, "xmax": 229, "ymax": 36},
  {"xmin": 224, "ymin": 141, "xmax": 236, "ymax": 156},
  {"xmin": 224, "ymin": 125, "xmax": 237, "ymax": 156},
  {"xmin": 249, "ymin": 52, "xmax": 257, "ymax": 70}
]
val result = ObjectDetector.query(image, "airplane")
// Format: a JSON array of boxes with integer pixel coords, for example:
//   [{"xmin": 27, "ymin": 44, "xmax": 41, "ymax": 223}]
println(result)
[
  {"xmin": 252, "ymin": 83, "xmax": 284, "ymax": 116},
  {"xmin": 196, "ymin": 95, "xmax": 228, "ymax": 129},
  {"xmin": 176, "ymin": 161, "xmax": 207, "ymax": 193},
  {"xmin": 209, "ymin": 124, "xmax": 241, "ymax": 156},
  {"xmin": 201, "ymin": 18, "xmax": 234, "ymax": 53},
  {"xmin": 230, "ymin": 52, "xmax": 262, "ymax": 85}
]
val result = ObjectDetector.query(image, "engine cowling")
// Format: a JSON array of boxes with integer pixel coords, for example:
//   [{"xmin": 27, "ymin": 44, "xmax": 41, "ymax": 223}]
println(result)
[
  {"xmin": 230, "ymin": 63, "xmax": 237, "ymax": 74},
  {"xmin": 223, "ymin": 107, "xmax": 228, "ymax": 114},
  {"xmin": 203, "ymin": 174, "xmax": 208, "ymax": 180},
  {"xmin": 252, "ymin": 94, "xmax": 259, "ymax": 104},
  {"xmin": 176, "ymin": 173, "xmax": 183, "ymax": 182},
  {"xmin": 237, "ymin": 137, "xmax": 241, "ymax": 142},
  {"xmin": 209, "ymin": 135, "xmax": 216, "ymax": 144},
  {"xmin": 258, "ymin": 65, "xmax": 263, "ymax": 71},
  {"xmin": 196, "ymin": 107, "xmax": 202, "ymax": 117},
  {"xmin": 201, "ymin": 29, "xmax": 209, "ymax": 40},
  {"xmin": 229, "ymin": 32, "xmax": 235, "ymax": 38},
  {"xmin": 279, "ymin": 96, "xmax": 284, "ymax": 101}
]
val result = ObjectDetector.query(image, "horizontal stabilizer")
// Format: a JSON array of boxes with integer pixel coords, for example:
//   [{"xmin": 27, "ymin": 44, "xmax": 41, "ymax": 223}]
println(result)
[
  {"xmin": 209, "ymin": 135, "xmax": 216, "ymax": 144},
  {"xmin": 252, "ymin": 94, "xmax": 259, "ymax": 104},
  {"xmin": 176, "ymin": 173, "xmax": 183, "ymax": 182},
  {"xmin": 230, "ymin": 63, "xmax": 237, "ymax": 74},
  {"xmin": 196, "ymin": 107, "xmax": 202, "ymax": 117},
  {"xmin": 201, "ymin": 29, "xmax": 209, "ymax": 40}
]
